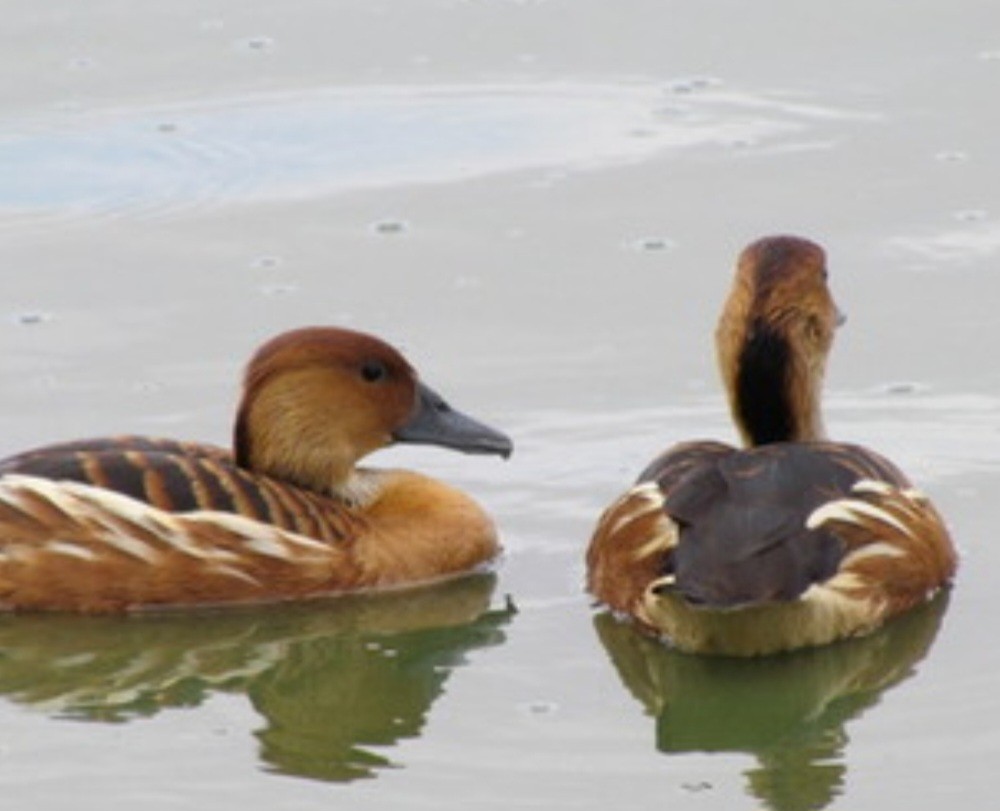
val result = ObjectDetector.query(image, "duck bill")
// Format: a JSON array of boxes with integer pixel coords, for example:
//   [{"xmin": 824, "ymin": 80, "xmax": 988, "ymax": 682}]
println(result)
[{"xmin": 393, "ymin": 382, "xmax": 513, "ymax": 459}]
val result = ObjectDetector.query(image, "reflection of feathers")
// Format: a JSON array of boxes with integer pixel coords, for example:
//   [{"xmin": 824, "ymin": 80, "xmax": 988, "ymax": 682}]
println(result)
[
  {"xmin": 594, "ymin": 593, "xmax": 948, "ymax": 811},
  {"xmin": 0, "ymin": 575, "xmax": 513, "ymax": 781},
  {"xmin": 251, "ymin": 603, "xmax": 511, "ymax": 781}
]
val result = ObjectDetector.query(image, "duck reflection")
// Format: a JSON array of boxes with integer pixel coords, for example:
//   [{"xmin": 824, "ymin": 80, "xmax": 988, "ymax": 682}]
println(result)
[
  {"xmin": 0, "ymin": 574, "xmax": 513, "ymax": 782},
  {"xmin": 594, "ymin": 593, "xmax": 949, "ymax": 811}
]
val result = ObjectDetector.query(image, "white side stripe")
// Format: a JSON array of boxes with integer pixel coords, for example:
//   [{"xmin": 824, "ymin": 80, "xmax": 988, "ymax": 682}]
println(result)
[
  {"xmin": 0, "ymin": 474, "xmax": 333, "ymax": 566},
  {"xmin": 850, "ymin": 479, "xmax": 894, "ymax": 497},
  {"xmin": 99, "ymin": 533, "xmax": 162, "ymax": 564},
  {"xmin": 44, "ymin": 541, "xmax": 100, "ymax": 562},
  {"xmin": 807, "ymin": 498, "xmax": 913, "ymax": 538}
]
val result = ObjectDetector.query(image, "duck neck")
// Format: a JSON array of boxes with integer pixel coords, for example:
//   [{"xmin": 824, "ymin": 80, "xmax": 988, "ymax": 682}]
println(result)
[
  {"xmin": 233, "ymin": 392, "xmax": 355, "ymax": 497},
  {"xmin": 727, "ymin": 316, "xmax": 826, "ymax": 447}
]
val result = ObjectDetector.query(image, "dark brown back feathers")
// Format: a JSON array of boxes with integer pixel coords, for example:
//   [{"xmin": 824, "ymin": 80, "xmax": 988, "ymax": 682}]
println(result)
[{"xmin": 653, "ymin": 442, "xmax": 909, "ymax": 608}]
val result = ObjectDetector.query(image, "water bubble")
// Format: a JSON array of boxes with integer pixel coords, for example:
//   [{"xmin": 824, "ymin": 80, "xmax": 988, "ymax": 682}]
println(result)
[
  {"xmin": 259, "ymin": 283, "xmax": 298, "ymax": 296},
  {"xmin": 953, "ymin": 209, "xmax": 988, "ymax": 222},
  {"xmin": 250, "ymin": 254, "xmax": 283, "ymax": 269},
  {"xmin": 12, "ymin": 311, "xmax": 52, "ymax": 326},
  {"xmin": 978, "ymin": 49, "xmax": 1000, "ymax": 61},
  {"xmin": 527, "ymin": 169, "xmax": 567, "ymax": 189},
  {"xmin": 235, "ymin": 36, "xmax": 275, "ymax": 54},
  {"xmin": 68, "ymin": 56, "xmax": 96, "ymax": 71},
  {"xmin": 882, "ymin": 381, "xmax": 926, "ymax": 395},
  {"xmin": 653, "ymin": 105, "xmax": 685, "ymax": 119},
  {"xmin": 52, "ymin": 99, "xmax": 84, "ymax": 113},
  {"xmin": 133, "ymin": 380, "xmax": 163, "ymax": 394},
  {"xmin": 454, "ymin": 275, "xmax": 481, "ymax": 290},
  {"xmin": 27, "ymin": 374, "xmax": 59, "ymax": 390},
  {"xmin": 521, "ymin": 700, "xmax": 558, "ymax": 716},
  {"xmin": 370, "ymin": 219, "xmax": 409, "ymax": 236},
  {"xmin": 667, "ymin": 76, "xmax": 720, "ymax": 95},
  {"xmin": 629, "ymin": 236, "xmax": 677, "ymax": 253}
]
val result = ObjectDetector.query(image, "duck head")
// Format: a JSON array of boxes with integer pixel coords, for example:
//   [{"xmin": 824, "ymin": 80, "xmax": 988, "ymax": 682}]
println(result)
[
  {"xmin": 234, "ymin": 327, "xmax": 512, "ymax": 494},
  {"xmin": 715, "ymin": 235, "xmax": 843, "ymax": 447}
]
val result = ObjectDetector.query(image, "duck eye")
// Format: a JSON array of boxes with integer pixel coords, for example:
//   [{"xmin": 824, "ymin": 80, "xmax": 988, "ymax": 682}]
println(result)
[{"xmin": 360, "ymin": 361, "xmax": 387, "ymax": 383}]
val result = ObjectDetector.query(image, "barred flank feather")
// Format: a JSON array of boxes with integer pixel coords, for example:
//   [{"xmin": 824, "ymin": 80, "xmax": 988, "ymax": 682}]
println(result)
[
  {"xmin": 0, "ymin": 439, "xmax": 358, "ymax": 543},
  {"xmin": 0, "ymin": 474, "xmax": 353, "ymax": 612}
]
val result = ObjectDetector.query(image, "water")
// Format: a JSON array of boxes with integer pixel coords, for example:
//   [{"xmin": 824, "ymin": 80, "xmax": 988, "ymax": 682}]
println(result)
[
  {"xmin": 0, "ymin": 82, "xmax": 854, "ymax": 227},
  {"xmin": 2, "ymin": 1, "xmax": 1000, "ymax": 808}
]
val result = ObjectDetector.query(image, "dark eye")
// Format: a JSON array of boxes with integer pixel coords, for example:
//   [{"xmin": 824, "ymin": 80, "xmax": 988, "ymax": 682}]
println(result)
[{"xmin": 360, "ymin": 361, "xmax": 387, "ymax": 383}]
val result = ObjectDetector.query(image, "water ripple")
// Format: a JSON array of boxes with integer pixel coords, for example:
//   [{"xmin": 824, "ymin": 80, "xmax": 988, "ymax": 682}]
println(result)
[{"xmin": 0, "ymin": 82, "xmax": 864, "ymax": 228}]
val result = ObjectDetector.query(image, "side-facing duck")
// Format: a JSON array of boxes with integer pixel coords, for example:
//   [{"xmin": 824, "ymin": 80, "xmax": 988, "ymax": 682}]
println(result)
[
  {"xmin": 0, "ymin": 326, "xmax": 512, "ymax": 612},
  {"xmin": 587, "ymin": 235, "xmax": 956, "ymax": 656}
]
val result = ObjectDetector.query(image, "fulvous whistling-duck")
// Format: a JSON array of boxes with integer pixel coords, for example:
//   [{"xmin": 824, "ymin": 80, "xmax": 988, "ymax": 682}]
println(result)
[
  {"xmin": 0, "ymin": 326, "xmax": 513, "ymax": 612},
  {"xmin": 587, "ymin": 235, "xmax": 956, "ymax": 656}
]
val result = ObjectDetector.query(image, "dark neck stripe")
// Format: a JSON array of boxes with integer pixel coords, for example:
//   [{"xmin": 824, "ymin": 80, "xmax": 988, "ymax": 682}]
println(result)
[
  {"xmin": 233, "ymin": 409, "xmax": 253, "ymax": 469},
  {"xmin": 734, "ymin": 319, "xmax": 797, "ymax": 445}
]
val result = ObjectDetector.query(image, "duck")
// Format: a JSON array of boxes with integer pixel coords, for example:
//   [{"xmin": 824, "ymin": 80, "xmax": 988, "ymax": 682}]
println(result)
[
  {"xmin": 586, "ymin": 235, "xmax": 957, "ymax": 656},
  {"xmin": 0, "ymin": 326, "xmax": 513, "ymax": 613}
]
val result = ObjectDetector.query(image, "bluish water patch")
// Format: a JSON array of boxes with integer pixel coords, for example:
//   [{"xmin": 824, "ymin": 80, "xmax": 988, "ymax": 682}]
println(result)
[{"xmin": 0, "ymin": 83, "xmax": 859, "ymax": 223}]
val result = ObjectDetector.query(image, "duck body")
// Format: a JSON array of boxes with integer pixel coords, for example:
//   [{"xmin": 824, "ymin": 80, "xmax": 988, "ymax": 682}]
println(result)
[
  {"xmin": 0, "ymin": 327, "xmax": 512, "ymax": 613},
  {"xmin": 587, "ymin": 236, "xmax": 956, "ymax": 656}
]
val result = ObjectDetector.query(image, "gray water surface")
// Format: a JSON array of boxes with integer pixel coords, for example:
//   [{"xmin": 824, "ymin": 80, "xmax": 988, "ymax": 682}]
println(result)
[{"xmin": 2, "ymin": 1, "xmax": 999, "ymax": 809}]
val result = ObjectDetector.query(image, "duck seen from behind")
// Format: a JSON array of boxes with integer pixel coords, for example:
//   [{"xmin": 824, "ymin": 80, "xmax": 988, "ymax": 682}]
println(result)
[
  {"xmin": 587, "ymin": 235, "xmax": 956, "ymax": 656},
  {"xmin": 0, "ymin": 326, "xmax": 513, "ymax": 612}
]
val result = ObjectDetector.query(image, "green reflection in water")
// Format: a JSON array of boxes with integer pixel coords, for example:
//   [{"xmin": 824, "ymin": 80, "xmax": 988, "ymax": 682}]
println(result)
[
  {"xmin": 594, "ymin": 592, "xmax": 950, "ymax": 811},
  {"xmin": 0, "ymin": 574, "xmax": 513, "ymax": 782}
]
